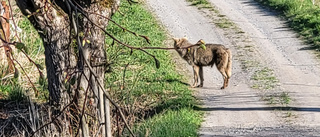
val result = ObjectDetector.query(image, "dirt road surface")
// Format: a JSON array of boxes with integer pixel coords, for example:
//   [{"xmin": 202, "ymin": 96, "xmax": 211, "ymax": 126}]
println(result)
[{"xmin": 146, "ymin": 0, "xmax": 320, "ymax": 136}]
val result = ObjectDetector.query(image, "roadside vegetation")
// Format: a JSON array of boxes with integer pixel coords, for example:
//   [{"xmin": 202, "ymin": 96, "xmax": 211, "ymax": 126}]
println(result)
[
  {"xmin": 105, "ymin": 1, "xmax": 202, "ymax": 136},
  {"xmin": 186, "ymin": 0, "xmax": 210, "ymax": 8},
  {"xmin": 256, "ymin": 0, "xmax": 320, "ymax": 50},
  {"xmin": 263, "ymin": 92, "xmax": 291, "ymax": 106},
  {"xmin": 0, "ymin": 0, "xmax": 202, "ymax": 136},
  {"xmin": 251, "ymin": 67, "xmax": 278, "ymax": 90},
  {"xmin": 0, "ymin": 6, "xmax": 45, "ymax": 101}
]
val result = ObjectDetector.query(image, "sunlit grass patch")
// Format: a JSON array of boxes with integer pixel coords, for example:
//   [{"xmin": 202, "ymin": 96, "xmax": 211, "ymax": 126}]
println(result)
[{"xmin": 105, "ymin": 0, "xmax": 202, "ymax": 136}]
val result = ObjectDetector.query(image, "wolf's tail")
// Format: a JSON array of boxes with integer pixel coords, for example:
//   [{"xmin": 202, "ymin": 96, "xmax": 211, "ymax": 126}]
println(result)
[{"xmin": 226, "ymin": 48, "xmax": 232, "ymax": 78}]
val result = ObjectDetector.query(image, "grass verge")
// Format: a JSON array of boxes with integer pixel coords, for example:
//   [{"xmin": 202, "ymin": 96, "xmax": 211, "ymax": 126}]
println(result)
[
  {"xmin": 106, "ymin": 0, "xmax": 202, "ymax": 136},
  {"xmin": 0, "ymin": 80, "xmax": 25, "ymax": 101},
  {"xmin": 255, "ymin": 0, "xmax": 320, "ymax": 50},
  {"xmin": 0, "ymin": 5, "xmax": 46, "ymax": 101},
  {"xmin": 134, "ymin": 108, "xmax": 202, "ymax": 137}
]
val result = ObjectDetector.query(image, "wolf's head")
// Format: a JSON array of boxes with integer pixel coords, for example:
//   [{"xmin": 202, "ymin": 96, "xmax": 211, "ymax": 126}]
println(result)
[
  {"xmin": 173, "ymin": 37, "xmax": 190, "ymax": 58},
  {"xmin": 173, "ymin": 37, "xmax": 189, "ymax": 49}
]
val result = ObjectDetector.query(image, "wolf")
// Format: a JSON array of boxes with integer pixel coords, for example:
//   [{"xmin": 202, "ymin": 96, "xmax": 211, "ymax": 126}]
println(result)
[{"xmin": 173, "ymin": 37, "xmax": 232, "ymax": 89}]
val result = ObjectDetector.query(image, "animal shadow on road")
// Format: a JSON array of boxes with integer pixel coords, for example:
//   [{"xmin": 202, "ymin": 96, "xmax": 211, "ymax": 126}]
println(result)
[{"xmin": 146, "ymin": 78, "xmax": 189, "ymax": 86}]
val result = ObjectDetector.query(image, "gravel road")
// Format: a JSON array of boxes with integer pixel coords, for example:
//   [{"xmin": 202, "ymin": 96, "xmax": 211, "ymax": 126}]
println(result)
[{"xmin": 146, "ymin": 0, "xmax": 320, "ymax": 136}]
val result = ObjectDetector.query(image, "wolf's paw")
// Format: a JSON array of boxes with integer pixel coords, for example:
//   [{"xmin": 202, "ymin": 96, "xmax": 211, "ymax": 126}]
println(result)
[{"xmin": 191, "ymin": 85, "xmax": 201, "ymax": 88}]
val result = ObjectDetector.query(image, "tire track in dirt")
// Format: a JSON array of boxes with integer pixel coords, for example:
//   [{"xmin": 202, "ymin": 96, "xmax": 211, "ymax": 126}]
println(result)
[{"xmin": 146, "ymin": 0, "xmax": 320, "ymax": 136}]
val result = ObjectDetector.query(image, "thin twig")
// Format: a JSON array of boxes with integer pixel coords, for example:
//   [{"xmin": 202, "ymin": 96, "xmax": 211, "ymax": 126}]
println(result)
[
  {"xmin": 7, "ymin": 0, "xmax": 22, "ymax": 42},
  {"xmin": 122, "ymin": 63, "xmax": 130, "ymax": 90},
  {"xmin": 14, "ymin": 59, "xmax": 39, "ymax": 95},
  {"xmin": 127, "ymin": 0, "xmax": 138, "ymax": 5},
  {"xmin": 0, "ymin": 33, "xmax": 44, "ymax": 95},
  {"xmin": 70, "ymin": 0, "xmax": 200, "ymax": 51},
  {"xmin": 85, "ymin": 11, "xmax": 151, "ymax": 44}
]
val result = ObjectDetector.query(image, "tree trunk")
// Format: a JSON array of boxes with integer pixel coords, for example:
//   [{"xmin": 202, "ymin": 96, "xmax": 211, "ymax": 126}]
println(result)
[{"xmin": 15, "ymin": 0, "xmax": 120, "ymax": 136}]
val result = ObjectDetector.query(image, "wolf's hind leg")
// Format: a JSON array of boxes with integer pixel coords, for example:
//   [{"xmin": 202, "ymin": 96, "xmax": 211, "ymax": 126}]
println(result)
[
  {"xmin": 225, "ymin": 69, "xmax": 230, "ymax": 88},
  {"xmin": 225, "ymin": 76, "xmax": 230, "ymax": 87},
  {"xmin": 192, "ymin": 65, "xmax": 200, "ymax": 88},
  {"xmin": 217, "ymin": 64, "xmax": 228, "ymax": 89},
  {"xmin": 219, "ymin": 70, "xmax": 228, "ymax": 89},
  {"xmin": 225, "ymin": 49, "xmax": 232, "ymax": 88},
  {"xmin": 217, "ymin": 52, "xmax": 230, "ymax": 89}
]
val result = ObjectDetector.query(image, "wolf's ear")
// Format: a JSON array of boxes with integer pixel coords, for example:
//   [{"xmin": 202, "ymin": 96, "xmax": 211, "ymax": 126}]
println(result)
[
  {"xmin": 172, "ymin": 38, "xmax": 179, "ymax": 43},
  {"xmin": 182, "ymin": 37, "xmax": 188, "ymax": 41},
  {"xmin": 180, "ymin": 37, "xmax": 188, "ymax": 43}
]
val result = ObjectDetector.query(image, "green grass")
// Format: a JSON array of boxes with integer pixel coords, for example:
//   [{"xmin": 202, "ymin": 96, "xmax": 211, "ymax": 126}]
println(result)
[
  {"xmin": 0, "ymin": 80, "xmax": 26, "ymax": 101},
  {"xmin": 255, "ymin": 0, "xmax": 320, "ymax": 49},
  {"xmin": 280, "ymin": 92, "xmax": 291, "ymax": 105},
  {"xmin": 186, "ymin": 0, "xmax": 212, "ymax": 9},
  {"xmin": 17, "ymin": 17, "xmax": 43, "ymax": 53},
  {"xmin": 1, "ymin": 0, "xmax": 202, "ymax": 135},
  {"xmin": 18, "ymin": 17, "xmax": 47, "ymax": 97},
  {"xmin": 0, "ymin": 84, "xmax": 13, "ymax": 99},
  {"xmin": 215, "ymin": 18, "xmax": 235, "ymax": 29},
  {"xmin": 105, "ymin": 0, "xmax": 201, "ymax": 136},
  {"xmin": 263, "ymin": 92, "xmax": 291, "ymax": 105},
  {"xmin": 251, "ymin": 67, "xmax": 279, "ymax": 90},
  {"xmin": 186, "ymin": 0, "xmax": 238, "ymax": 30},
  {"xmin": 187, "ymin": 0, "xmax": 209, "ymax": 5},
  {"xmin": 0, "ymin": 9, "xmax": 46, "ymax": 101},
  {"xmin": 134, "ymin": 108, "xmax": 202, "ymax": 137}
]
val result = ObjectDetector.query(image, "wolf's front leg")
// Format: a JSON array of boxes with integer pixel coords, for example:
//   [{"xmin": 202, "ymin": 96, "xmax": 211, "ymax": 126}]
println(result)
[
  {"xmin": 199, "ymin": 66, "xmax": 204, "ymax": 87},
  {"xmin": 192, "ymin": 65, "xmax": 200, "ymax": 88}
]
